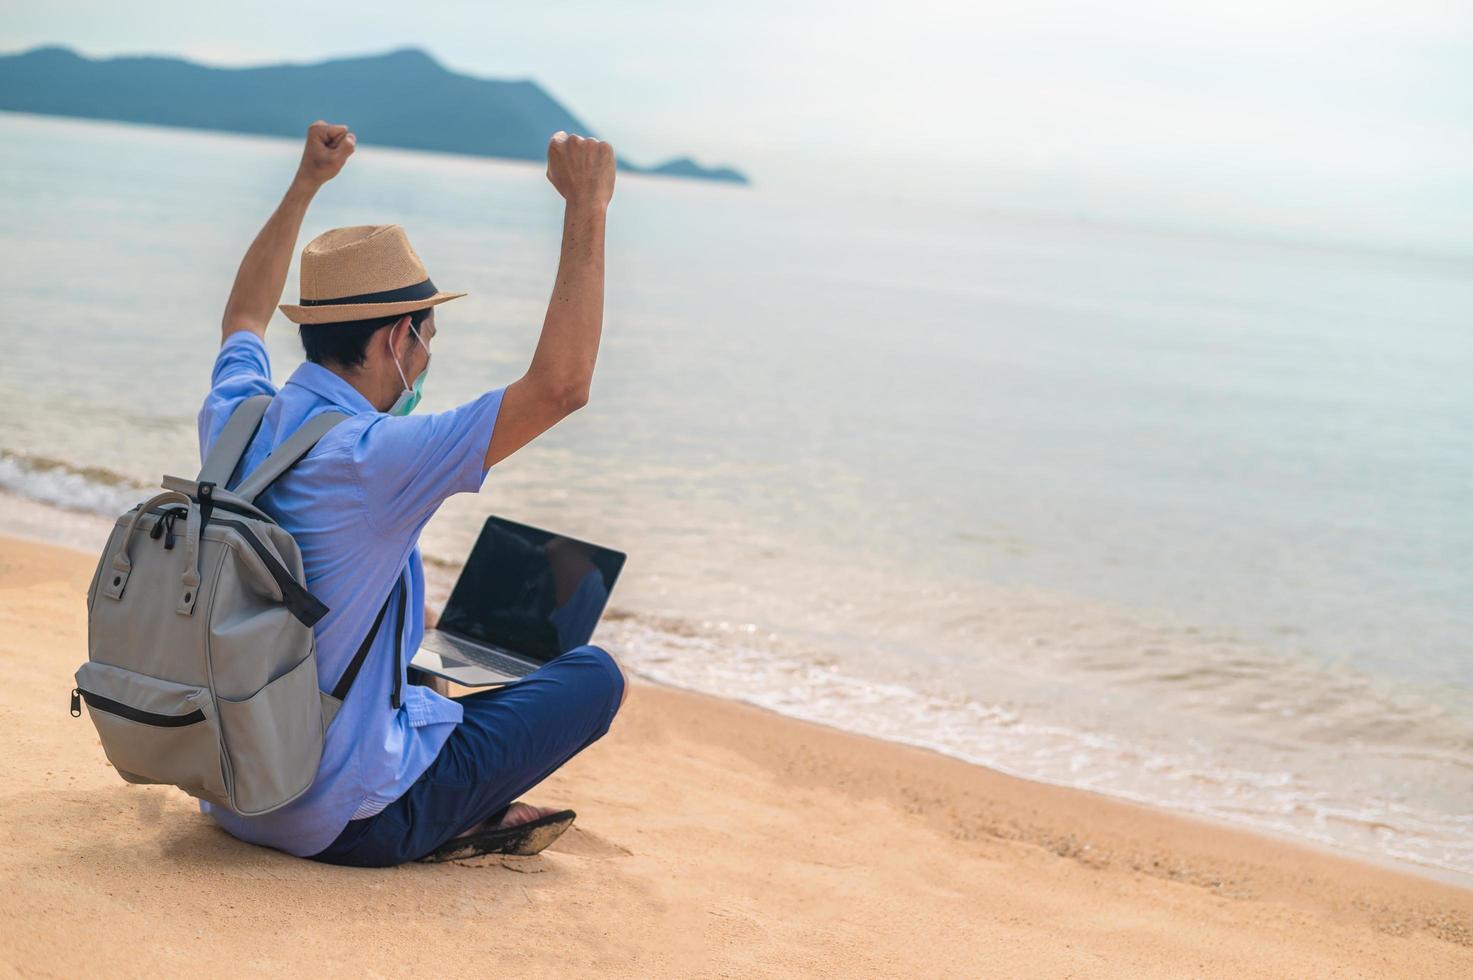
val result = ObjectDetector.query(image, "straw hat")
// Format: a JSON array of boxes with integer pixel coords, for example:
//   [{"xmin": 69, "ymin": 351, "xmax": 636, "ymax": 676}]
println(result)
[{"xmin": 278, "ymin": 224, "xmax": 467, "ymax": 325}]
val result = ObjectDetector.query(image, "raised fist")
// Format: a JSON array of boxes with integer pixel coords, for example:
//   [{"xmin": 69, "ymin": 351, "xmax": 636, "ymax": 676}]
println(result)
[
  {"xmin": 545, "ymin": 131, "xmax": 615, "ymax": 207},
  {"xmin": 297, "ymin": 120, "xmax": 356, "ymax": 186}
]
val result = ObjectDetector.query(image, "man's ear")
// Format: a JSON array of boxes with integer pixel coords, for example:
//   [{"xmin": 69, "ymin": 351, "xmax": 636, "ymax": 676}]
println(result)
[{"xmin": 384, "ymin": 315, "xmax": 410, "ymax": 359}]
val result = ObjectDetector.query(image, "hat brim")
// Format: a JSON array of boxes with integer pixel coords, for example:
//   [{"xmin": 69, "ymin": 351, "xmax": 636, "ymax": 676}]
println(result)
[{"xmin": 279, "ymin": 290, "xmax": 467, "ymax": 325}]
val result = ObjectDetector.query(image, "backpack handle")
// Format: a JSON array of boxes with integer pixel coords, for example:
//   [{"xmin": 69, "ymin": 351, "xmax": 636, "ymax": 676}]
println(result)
[
  {"xmin": 102, "ymin": 490, "xmax": 200, "ymax": 608},
  {"xmin": 176, "ymin": 496, "xmax": 204, "ymax": 616}
]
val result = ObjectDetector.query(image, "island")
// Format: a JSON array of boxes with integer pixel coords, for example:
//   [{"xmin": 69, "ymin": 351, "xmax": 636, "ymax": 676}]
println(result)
[{"xmin": 0, "ymin": 44, "xmax": 749, "ymax": 185}]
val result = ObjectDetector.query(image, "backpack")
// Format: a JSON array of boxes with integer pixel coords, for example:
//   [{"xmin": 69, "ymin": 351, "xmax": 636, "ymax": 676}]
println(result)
[{"xmin": 70, "ymin": 394, "xmax": 401, "ymax": 816}]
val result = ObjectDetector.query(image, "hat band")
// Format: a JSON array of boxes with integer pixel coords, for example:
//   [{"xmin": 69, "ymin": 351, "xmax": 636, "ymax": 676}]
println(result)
[{"xmin": 301, "ymin": 278, "xmax": 439, "ymax": 307}]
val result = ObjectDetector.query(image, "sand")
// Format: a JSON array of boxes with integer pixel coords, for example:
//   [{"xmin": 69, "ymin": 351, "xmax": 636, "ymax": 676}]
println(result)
[{"xmin": 2, "ymin": 534, "xmax": 1470, "ymax": 977}]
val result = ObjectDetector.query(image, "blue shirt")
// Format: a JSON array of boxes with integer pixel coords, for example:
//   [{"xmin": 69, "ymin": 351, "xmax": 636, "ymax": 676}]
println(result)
[{"xmin": 195, "ymin": 331, "xmax": 506, "ymax": 857}]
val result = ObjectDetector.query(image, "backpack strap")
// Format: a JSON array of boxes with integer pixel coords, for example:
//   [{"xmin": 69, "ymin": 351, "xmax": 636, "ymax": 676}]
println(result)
[
  {"xmin": 198, "ymin": 394, "xmax": 272, "ymax": 487},
  {"xmin": 330, "ymin": 572, "xmax": 406, "ymax": 707},
  {"xmin": 332, "ymin": 591, "xmax": 392, "ymax": 702},
  {"xmin": 232, "ymin": 410, "xmax": 350, "ymax": 505},
  {"xmin": 226, "ymin": 408, "xmax": 400, "ymax": 709}
]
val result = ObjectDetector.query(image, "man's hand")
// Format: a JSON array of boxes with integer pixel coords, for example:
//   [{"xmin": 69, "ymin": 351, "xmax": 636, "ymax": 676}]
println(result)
[
  {"xmin": 545, "ymin": 132, "xmax": 615, "ymax": 208},
  {"xmin": 296, "ymin": 120, "xmax": 356, "ymax": 188}
]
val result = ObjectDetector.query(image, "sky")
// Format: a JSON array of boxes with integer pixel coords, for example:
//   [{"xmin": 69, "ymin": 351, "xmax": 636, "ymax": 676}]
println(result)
[{"xmin": 4, "ymin": 0, "xmax": 1471, "ymax": 252}]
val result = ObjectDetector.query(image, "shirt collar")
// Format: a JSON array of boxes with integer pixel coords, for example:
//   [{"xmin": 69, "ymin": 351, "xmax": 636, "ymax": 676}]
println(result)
[{"xmin": 283, "ymin": 360, "xmax": 381, "ymax": 416}]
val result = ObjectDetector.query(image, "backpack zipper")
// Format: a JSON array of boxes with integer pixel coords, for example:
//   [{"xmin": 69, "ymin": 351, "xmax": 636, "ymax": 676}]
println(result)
[
  {"xmin": 144, "ymin": 507, "xmax": 329, "ymax": 628},
  {"xmin": 72, "ymin": 687, "xmax": 206, "ymax": 727}
]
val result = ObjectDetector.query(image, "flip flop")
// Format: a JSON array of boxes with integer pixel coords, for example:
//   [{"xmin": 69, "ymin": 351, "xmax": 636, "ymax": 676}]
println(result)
[{"xmin": 419, "ymin": 808, "xmax": 577, "ymax": 863}]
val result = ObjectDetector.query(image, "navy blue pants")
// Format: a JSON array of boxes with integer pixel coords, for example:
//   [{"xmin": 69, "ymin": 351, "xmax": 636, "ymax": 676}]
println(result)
[{"xmin": 307, "ymin": 645, "xmax": 625, "ymax": 867}]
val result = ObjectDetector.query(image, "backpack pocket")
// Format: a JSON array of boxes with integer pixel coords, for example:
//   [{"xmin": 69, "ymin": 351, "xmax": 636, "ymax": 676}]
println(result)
[
  {"xmin": 73, "ymin": 660, "xmax": 229, "ymax": 806},
  {"xmin": 214, "ymin": 652, "xmax": 325, "ymax": 815}
]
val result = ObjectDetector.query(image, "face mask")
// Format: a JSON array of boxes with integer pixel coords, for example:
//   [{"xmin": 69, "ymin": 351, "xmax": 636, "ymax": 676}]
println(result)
[{"xmin": 388, "ymin": 323, "xmax": 431, "ymax": 416}]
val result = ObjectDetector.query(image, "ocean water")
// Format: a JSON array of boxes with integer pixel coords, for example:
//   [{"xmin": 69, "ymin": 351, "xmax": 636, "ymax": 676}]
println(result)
[{"xmin": 2, "ymin": 111, "xmax": 1470, "ymax": 883}]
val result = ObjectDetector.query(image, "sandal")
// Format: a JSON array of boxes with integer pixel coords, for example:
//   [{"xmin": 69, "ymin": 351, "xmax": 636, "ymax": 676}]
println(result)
[{"xmin": 418, "ymin": 808, "xmax": 577, "ymax": 862}]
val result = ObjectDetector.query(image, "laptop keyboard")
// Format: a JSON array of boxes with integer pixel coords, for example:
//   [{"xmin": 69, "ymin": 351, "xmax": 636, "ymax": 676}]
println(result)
[{"xmin": 421, "ymin": 631, "xmax": 536, "ymax": 678}]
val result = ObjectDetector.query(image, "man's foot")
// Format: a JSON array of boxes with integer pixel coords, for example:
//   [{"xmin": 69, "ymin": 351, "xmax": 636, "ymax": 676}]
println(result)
[
  {"xmin": 453, "ymin": 801, "xmax": 563, "ymax": 840},
  {"xmin": 421, "ymin": 804, "xmax": 578, "ymax": 862}
]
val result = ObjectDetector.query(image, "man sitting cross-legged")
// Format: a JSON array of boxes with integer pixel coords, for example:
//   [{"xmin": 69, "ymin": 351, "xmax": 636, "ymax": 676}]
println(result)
[{"xmin": 195, "ymin": 119, "xmax": 627, "ymax": 867}]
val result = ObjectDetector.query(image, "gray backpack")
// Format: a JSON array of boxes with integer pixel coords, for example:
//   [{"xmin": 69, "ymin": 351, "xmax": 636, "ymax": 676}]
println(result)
[{"xmin": 71, "ymin": 394, "xmax": 401, "ymax": 816}]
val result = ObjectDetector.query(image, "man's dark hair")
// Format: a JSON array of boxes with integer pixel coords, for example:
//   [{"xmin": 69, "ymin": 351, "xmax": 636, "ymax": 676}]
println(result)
[{"xmin": 299, "ymin": 306, "xmax": 432, "ymax": 370}]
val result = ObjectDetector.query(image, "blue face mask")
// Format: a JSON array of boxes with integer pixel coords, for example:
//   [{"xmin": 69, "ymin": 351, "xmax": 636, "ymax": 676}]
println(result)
[{"xmin": 388, "ymin": 323, "xmax": 430, "ymax": 416}]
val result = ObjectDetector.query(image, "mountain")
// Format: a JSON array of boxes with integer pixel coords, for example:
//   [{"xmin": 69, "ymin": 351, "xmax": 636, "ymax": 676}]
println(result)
[
  {"xmin": 643, "ymin": 156, "xmax": 748, "ymax": 184},
  {"xmin": 0, "ymin": 45, "xmax": 749, "ymax": 185}
]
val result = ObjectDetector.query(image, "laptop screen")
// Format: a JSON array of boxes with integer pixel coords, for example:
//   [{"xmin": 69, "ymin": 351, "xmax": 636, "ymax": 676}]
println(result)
[{"xmin": 437, "ymin": 515, "xmax": 626, "ymax": 663}]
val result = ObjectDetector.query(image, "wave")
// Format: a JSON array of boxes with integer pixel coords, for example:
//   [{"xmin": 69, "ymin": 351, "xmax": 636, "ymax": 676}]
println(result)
[{"xmin": 0, "ymin": 449, "xmax": 151, "ymax": 516}]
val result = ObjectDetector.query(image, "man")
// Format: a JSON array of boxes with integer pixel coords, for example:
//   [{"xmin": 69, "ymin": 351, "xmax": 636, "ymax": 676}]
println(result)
[{"xmin": 195, "ymin": 119, "xmax": 626, "ymax": 867}]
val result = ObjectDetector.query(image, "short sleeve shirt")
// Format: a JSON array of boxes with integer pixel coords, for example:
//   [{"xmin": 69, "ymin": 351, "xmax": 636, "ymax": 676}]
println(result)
[{"xmin": 195, "ymin": 331, "xmax": 505, "ymax": 857}]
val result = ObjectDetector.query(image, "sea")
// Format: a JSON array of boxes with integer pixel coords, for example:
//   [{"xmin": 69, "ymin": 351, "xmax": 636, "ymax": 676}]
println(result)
[{"xmin": 1, "ymin": 111, "xmax": 1469, "ymax": 885}]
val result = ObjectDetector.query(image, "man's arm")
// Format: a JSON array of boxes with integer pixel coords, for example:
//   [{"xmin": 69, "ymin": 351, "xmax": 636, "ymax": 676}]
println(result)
[
  {"xmin": 221, "ymin": 120, "xmax": 356, "ymax": 344},
  {"xmin": 484, "ymin": 131, "xmax": 616, "ymax": 470}
]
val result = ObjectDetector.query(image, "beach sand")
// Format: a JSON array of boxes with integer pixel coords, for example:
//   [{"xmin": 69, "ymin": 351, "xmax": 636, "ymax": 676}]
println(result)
[{"xmin": 2, "ymin": 534, "xmax": 1470, "ymax": 977}]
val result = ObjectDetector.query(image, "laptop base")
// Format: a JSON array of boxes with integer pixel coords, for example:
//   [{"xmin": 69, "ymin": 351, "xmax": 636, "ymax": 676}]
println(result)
[{"xmin": 409, "ymin": 629, "xmax": 541, "ymax": 689}]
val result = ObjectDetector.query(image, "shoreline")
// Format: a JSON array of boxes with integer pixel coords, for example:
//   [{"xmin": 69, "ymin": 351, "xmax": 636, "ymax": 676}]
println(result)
[
  {"xmin": 642, "ymin": 664, "xmax": 1473, "ymax": 895},
  {"xmin": 3, "ymin": 533, "xmax": 1472, "ymax": 974},
  {"xmin": 1, "ymin": 486, "xmax": 1470, "ymax": 892}
]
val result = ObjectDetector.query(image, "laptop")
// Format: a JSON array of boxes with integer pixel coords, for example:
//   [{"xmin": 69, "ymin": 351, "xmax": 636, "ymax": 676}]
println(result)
[{"xmin": 409, "ymin": 515, "xmax": 626, "ymax": 687}]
